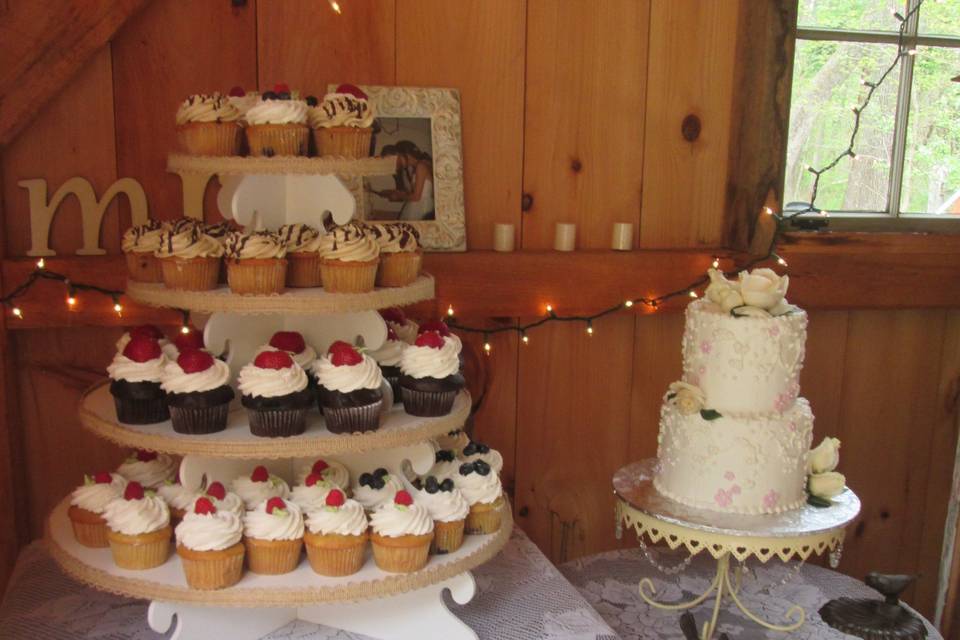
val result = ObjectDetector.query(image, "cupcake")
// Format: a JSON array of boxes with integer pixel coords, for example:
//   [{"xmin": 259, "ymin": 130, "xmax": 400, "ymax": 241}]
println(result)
[
  {"xmin": 303, "ymin": 489, "xmax": 369, "ymax": 576},
  {"xmin": 399, "ymin": 331, "xmax": 465, "ymax": 417},
  {"xmin": 435, "ymin": 429, "xmax": 471, "ymax": 455},
  {"xmin": 370, "ymin": 490, "xmax": 434, "ymax": 573},
  {"xmin": 203, "ymin": 481, "xmax": 245, "ymax": 517},
  {"xmin": 116, "ymin": 450, "xmax": 178, "ymax": 490},
  {"xmin": 175, "ymin": 497, "xmax": 245, "ymax": 590},
  {"xmin": 224, "ymin": 230, "xmax": 288, "ymax": 295},
  {"xmin": 231, "ymin": 465, "xmax": 290, "ymax": 511},
  {"xmin": 244, "ymin": 85, "xmax": 309, "ymax": 157},
  {"xmin": 116, "ymin": 324, "xmax": 177, "ymax": 361},
  {"xmin": 459, "ymin": 442, "xmax": 504, "ymax": 475},
  {"xmin": 368, "ymin": 327, "xmax": 404, "ymax": 400},
  {"xmin": 312, "ymin": 341, "xmax": 383, "ymax": 434},
  {"xmin": 294, "ymin": 458, "xmax": 350, "ymax": 489},
  {"xmin": 68, "ymin": 472, "xmax": 127, "ymax": 548},
  {"xmin": 175, "ymin": 93, "xmax": 242, "ymax": 156},
  {"xmin": 278, "ymin": 224, "xmax": 326, "ymax": 288},
  {"xmin": 290, "ymin": 472, "xmax": 339, "ymax": 513},
  {"xmin": 381, "ymin": 307, "xmax": 419, "ymax": 344},
  {"xmin": 227, "ymin": 86, "xmax": 260, "ymax": 122},
  {"xmin": 243, "ymin": 497, "xmax": 304, "ymax": 574},
  {"xmin": 122, "ymin": 220, "xmax": 166, "ymax": 282},
  {"xmin": 353, "ymin": 468, "xmax": 404, "ymax": 512},
  {"xmin": 258, "ymin": 331, "xmax": 317, "ymax": 371},
  {"xmin": 370, "ymin": 224, "xmax": 421, "ymax": 287},
  {"xmin": 157, "ymin": 476, "xmax": 197, "ymax": 525},
  {"xmin": 309, "ymin": 84, "xmax": 374, "ymax": 158},
  {"xmin": 456, "ymin": 460, "xmax": 504, "ymax": 534},
  {"xmin": 429, "ymin": 450, "xmax": 462, "ymax": 480},
  {"xmin": 416, "ymin": 476, "xmax": 469, "ymax": 554},
  {"xmin": 103, "ymin": 481, "xmax": 172, "ymax": 570},
  {"xmin": 319, "ymin": 222, "xmax": 379, "ymax": 293},
  {"xmin": 418, "ymin": 319, "xmax": 464, "ymax": 367},
  {"xmin": 161, "ymin": 349, "xmax": 234, "ymax": 434},
  {"xmin": 107, "ymin": 337, "xmax": 169, "ymax": 424},
  {"xmin": 155, "ymin": 224, "xmax": 224, "ymax": 291},
  {"xmin": 238, "ymin": 351, "xmax": 313, "ymax": 437},
  {"xmin": 170, "ymin": 328, "xmax": 207, "ymax": 359}
]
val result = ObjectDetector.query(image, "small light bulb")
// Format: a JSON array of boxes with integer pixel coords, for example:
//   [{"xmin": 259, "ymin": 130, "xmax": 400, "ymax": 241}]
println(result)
[
  {"xmin": 12, "ymin": 307, "xmax": 22, "ymax": 318},
  {"xmin": 624, "ymin": 300, "xmax": 634, "ymax": 308},
  {"xmin": 688, "ymin": 290, "xmax": 698, "ymax": 298},
  {"xmin": 586, "ymin": 322, "xmax": 594, "ymax": 336},
  {"xmin": 181, "ymin": 326, "xmax": 191, "ymax": 335},
  {"xmin": 329, "ymin": 0, "xmax": 342, "ymax": 13},
  {"xmin": 546, "ymin": 304, "xmax": 553, "ymax": 314},
  {"xmin": 483, "ymin": 342, "xmax": 492, "ymax": 354},
  {"xmin": 521, "ymin": 334, "xmax": 529, "ymax": 345},
  {"xmin": 36, "ymin": 258, "xmax": 45, "ymax": 269},
  {"xmin": 763, "ymin": 206, "xmax": 773, "ymax": 215},
  {"xmin": 447, "ymin": 305, "xmax": 454, "ymax": 317},
  {"xmin": 66, "ymin": 296, "xmax": 77, "ymax": 307},
  {"xmin": 711, "ymin": 258, "xmax": 720, "ymax": 269},
  {"xmin": 114, "ymin": 302, "xmax": 123, "ymax": 315},
  {"xmin": 907, "ymin": 48, "xmax": 917, "ymax": 56},
  {"xmin": 777, "ymin": 256, "xmax": 788, "ymax": 267}
]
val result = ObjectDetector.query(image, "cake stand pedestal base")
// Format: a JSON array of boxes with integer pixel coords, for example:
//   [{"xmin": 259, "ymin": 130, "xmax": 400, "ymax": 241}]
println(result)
[{"xmin": 147, "ymin": 570, "xmax": 478, "ymax": 640}]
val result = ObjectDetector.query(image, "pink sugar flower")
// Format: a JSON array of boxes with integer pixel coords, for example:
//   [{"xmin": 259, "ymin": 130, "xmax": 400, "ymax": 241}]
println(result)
[
  {"xmin": 763, "ymin": 490, "xmax": 780, "ymax": 509},
  {"xmin": 714, "ymin": 489, "xmax": 732, "ymax": 508}
]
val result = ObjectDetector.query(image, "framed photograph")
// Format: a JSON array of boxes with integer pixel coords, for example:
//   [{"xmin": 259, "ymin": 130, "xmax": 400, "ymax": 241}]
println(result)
[{"xmin": 331, "ymin": 85, "xmax": 466, "ymax": 251}]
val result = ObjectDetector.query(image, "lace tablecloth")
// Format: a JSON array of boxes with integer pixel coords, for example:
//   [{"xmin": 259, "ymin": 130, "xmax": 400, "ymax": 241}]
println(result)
[
  {"xmin": 0, "ymin": 531, "xmax": 617, "ymax": 640},
  {"xmin": 560, "ymin": 548, "xmax": 942, "ymax": 640}
]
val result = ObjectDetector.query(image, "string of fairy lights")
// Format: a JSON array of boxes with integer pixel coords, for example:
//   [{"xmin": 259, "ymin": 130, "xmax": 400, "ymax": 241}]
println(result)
[{"xmin": 1, "ymin": 1, "xmax": 923, "ymax": 347}]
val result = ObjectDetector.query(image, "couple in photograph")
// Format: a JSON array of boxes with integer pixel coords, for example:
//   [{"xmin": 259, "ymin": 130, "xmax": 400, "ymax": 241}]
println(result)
[{"xmin": 375, "ymin": 140, "xmax": 435, "ymax": 221}]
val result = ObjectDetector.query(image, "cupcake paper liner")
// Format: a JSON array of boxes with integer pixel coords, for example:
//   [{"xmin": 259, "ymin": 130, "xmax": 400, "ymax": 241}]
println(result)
[
  {"xmin": 160, "ymin": 256, "xmax": 221, "ymax": 291},
  {"xmin": 247, "ymin": 407, "xmax": 308, "ymax": 438},
  {"xmin": 169, "ymin": 403, "xmax": 230, "ymax": 435},
  {"xmin": 399, "ymin": 386, "xmax": 457, "ymax": 417},
  {"xmin": 431, "ymin": 519, "xmax": 465, "ymax": 555},
  {"xmin": 376, "ymin": 251, "xmax": 422, "ymax": 288},
  {"xmin": 370, "ymin": 532, "xmax": 433, "ymax": 573},
  {"xmin": 107, "ymin": 526, "xmax": 172, "ymax": 570},
  {"xmin": 313, "ymin": 126, "xmax": 372, "ymax": 159},
  {"xmin": 320, "ymin": 258, "xmax": 378, "ymax": 293},
  {"xmin": 286, "ymin": 252, "xmax": 323, "ymax": 288},
  {"xmin": 67, "ymin": 506, "xmax": 109, "ymax": 548},
  {"xmin": 177, "ymin": 543, "xmax": 245, "ymax": 590},
  {"xmin": 322, "ymin": 400, "xmax": 382, "ymax": 434},
  {"xmin": 465, "ymin": 497, "xmax": 504, "ymax": 535},
  {"xmin": 304, "ymin": 531, "xmax": 368, "ymax": 577},
  {"xmin": 244, "ymin": 537, "xmax": 303, "ymax": 575},
  {"xmin": 177, "ymin": 122, "xmax": 242, "ymax": 156},
  {"xmin": 113, "ymin": 396, "xmax": 170, "ymax": 425},
  {"xmin": 246, "ymin": 124, "xmax": 309, "ymax": 157},
  {"xmin": 227, "ymin": 258, "xmax": 288, "ymax": 295},
  {"xmin": 124, "ymin": 251, "xmax": 163, "ymax": 283}
]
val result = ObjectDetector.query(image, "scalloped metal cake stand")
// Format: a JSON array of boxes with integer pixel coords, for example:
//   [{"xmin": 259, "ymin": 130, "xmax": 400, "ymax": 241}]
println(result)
[{"xmin": 614, "ymin": 459, "xmax": 861, "ymax": 640}]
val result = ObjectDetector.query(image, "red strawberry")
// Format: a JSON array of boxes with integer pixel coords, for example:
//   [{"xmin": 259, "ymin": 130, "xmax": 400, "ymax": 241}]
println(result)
[
  {"xmin": 206, "ymin": 481, "xmax": 227, "ymax": 501},
  {"xmin": 93, "ymin": 471, "xmax": 112, "ymax": 484},
  {"xmin": 178, "ymin": 349, "xmax": 214, "ymax": 374},
  {"xmin": 265, "ymin": 497, "xmax": 287, "ymax": 514},
  {"xmin": 135, "ymin": 449, "xmax": 158, "ymax": 462},
  {"xmin": 418, "ymin": 320, "xmax": 451, "ymax": 337},
  {"xmin": 253, "ymin": 350, "xmax": 294, "ymax": 369},
  {"xmin": 311, "ymin": 459, "xmax": 330, "ymax": 475},
  {"xmin": 394, "ymin": 490, "xmax": 413, "ymax": 507},
  {"xmin": 194, "ymin": 497, "xmax": 217, "ymax": 515},
  {"xmin": 250, "ymin": 466, "xmax": 270, "ymax": 482},
  {"xmin": 380, "ymin": 308, "xmax": 406, "ymax": 324},
  {"xmin": 174, "ymin": 330, "xmax": 204, "ymax": 352},
  {"xmin": 305, "ymin": 473, "xmax": 323, "ymax": 487},
  {"xmin": 269, "ymin": 331, "xmax": 306, "ymax": 354},
  {"xmin": 228, "ymin": 85, "xmax": 245, "ymax": 97},
  {"xmin": 415, "ymin": 331, "xmax": 444, "ymax": 349},
  {"xmin": 329, "ymin": 341, "xmax": 362, "ymax": 366},
  {"xmin": 123, "ymin": 337, "xmax": 162, "ymax": 363},
  {"xmin": 336, "ymin": 83, "xmax": 367, "ymax": 100},
  {"xmin": 124, "ymin": 482, "xmax": 145, "ymax": 501},
  {"xmin": 129, "ymin": 325, "xmax": 165, "ymax": 341},
  {"xmin": 386, "ymin": 326, "xmax": 399, "ymax": 342},
  {"xmin": 273, "ymin": 82, "xmax": 290, "ymax": 94},
  {"xmin": 326, "ymin": 489, "xmax": 346, "ymax": 507}
]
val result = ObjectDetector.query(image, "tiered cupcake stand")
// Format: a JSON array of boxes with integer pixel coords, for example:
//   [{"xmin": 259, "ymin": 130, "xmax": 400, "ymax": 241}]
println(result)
[{"xmin": 44, "ymin": 156, "xmax": 513, "ymax": 640}]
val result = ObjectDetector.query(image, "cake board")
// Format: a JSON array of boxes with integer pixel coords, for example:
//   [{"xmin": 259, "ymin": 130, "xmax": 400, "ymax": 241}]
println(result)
[{"xmin": 614, "ymin": 459, "xmax": 861, "ymax": 640}]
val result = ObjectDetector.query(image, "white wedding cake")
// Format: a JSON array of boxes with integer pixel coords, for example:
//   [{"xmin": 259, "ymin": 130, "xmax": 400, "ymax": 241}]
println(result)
[{"xmin": 653, "ymin": 268, "xmax": 828, "ymax": 515}]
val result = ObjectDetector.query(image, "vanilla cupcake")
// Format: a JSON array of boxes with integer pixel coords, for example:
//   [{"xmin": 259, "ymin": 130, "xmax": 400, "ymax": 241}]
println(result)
[
  {"xmin": 313, "ymin": 341, "xmax": 383, "ymax": 433},
  {"xmin": 68, "ymin": 472, "xmax": 127, "ymax": 548},
  {"xmin": 227, "ymin": 86, "xmax": 260, "ymax": 122},
  {"xmin": 224, "ymin": 230, "xmax": 288, "ymax": 295},
  {"xmin": 116, "ymin": 450, "xmax": 178, "ymax": 490},
  {"xmin": 370, "ymin": 223, "xmax": 421, "ymax": 287},
  {"xmin": 122, "ymin": 220, "xmax": 166, "ymax": 282},
  {"xmin": 103, "ymin": 481, "xmax": 172, "ymax": 570},
  {"xmin": 380, "ymin": 308, "xmax": 419, "ymax": 344},
  {"xmin": 244, "ymin": 87, "xmax": 309, "ymax": 157},
  {"xmin": 175, "ymin": 93, "xmax": 242, "ymax": 156},
  {"xmin": 459, "ymin": 442, "xmax": 504, "ymax": 475},
  {"xmin": 278, "ymin": 223, "xmax": 326, "ymax": 288},
  {"xmin": 107, "ymin": 337, "xmax": 169, "ymax": 424},
  {"xmin": 370, "ymin": 490, "xmax": 434, "ymax": 573},
  {"xmin": 175, "ymin": 497, "xmax": 245, "ymax": 590},
  {"xmin": 231, "ymin": 466, "xmax": 290, "ymax": 511},
  {"xmin": 238, "ymin": 350, "xmax": 313, "ymax": 437},
  {"xmin": 157, "ymin": 477, "xmax": 197, "ymax": 524},
  {"xmin": 309, "ymin": 84, "xmax": 374, "ymax": 158},
  {"xmin": 399, "ymin": 331, "xmax": 464, "ymax": 417},
  {"xmin": 161, "ymin": 349, "xmax": 234, "ymax": 434},
  {"xmin": 201, "ymin": 481, "xmax": 245, "ymax": 517},
  {"xmin": 304, "ymin": 489, "xmax": 369, "ymax": 576},
  {"xmin": 243, "ymin": 497, "xmax": 304, "ymax": 574},
  {"xmin": 290, "ymin": 474, "xmax": 339, "ymax": 513},
  {"xmin": 428, "ymin": 450, "xmax": 462, "ymax": 480},
  {"xmin": 455, "ymin": 460, "xmax": 504, "ymax": 534},
  {"xmin": 353, "ymin": 469, "xmax": 404, "ymax": 512},
  {"xmin": 416, "ymin": 476, "xmax": 469, "ymax": 554},
  {"xmin": 155, "ymin": 224, "xmax": 224, "ymax": 291},
  {"xmin": 368, "ymin": 326, "xmax": 404, "ymax": 399},
  {"xmin": 294, "ymin": 458, "xmax": 350, "ymax": 489},
  {"xmin": 319, "ymin": 222, "xmax": 379, "ymax": 293}
]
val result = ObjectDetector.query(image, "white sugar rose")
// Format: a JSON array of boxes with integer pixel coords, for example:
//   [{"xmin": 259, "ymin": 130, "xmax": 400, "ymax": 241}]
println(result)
[
  {"xmin": 705, "ymin": 269, "xmax": 738, "ymax": 306},
  {"xmin": 668, "ymin": 381, "xmax": 705, "ymax": 416},
  {"xmin": 808, "ymin": 471, "xmax": 846, "ymax": 499},
  {"xmin": 738, "ymin": 268, "xmax": 789, "ymax": 310},
  {"xmin": 808, "ymin": 437, "xmax": 841, "ymax": 474},
  {"xmin": 719, "ymin": 288, "xmax": 745, "ymax": 313}
]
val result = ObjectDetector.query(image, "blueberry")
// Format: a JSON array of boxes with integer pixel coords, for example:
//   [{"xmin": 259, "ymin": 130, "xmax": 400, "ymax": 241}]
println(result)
[
  {"xmin": 436, "ymin": 450, "xmax": 454, "ymax": 463},
  {"xmin": 425, "ymin": 476, "xmax": 440, "ymax": 494},
  {"xmin": 359, "ymin": 473, "xmax": 372, "ymax": 487},
  {"xmin": 278, "ymin": 91, "xmax": 291, "ymax": 100},
  {"xmin": 262, "ymin": 91, "xmax": 279, "ymax": 100},
  {"xmin": 476, "ymin": 443, "xmax": 490, "ymax": 454},
  {"xmin": 411, "ymin": 477, "xmax": 423, "ymax": 490},
  {"xmin": 440, "ymin": 478, "xmax": 455, "ymax": 492},
  {"xmin": 474, "ymin": 460, "xmax": 491, "ymax": 476},
  {"xmin": 374, "ymin": 467, "xmax": 388, "ymax": 478},
  {"xmin": 459, "ymin": 463, "xmax": 474, "ymax": 476},
  {"xmin": 305, "ymin": 95, "xmax": 319, "ymax": 107},
  {"xmin": 371, "ymin": 477, "xmax": 385, "ymax": 490}
]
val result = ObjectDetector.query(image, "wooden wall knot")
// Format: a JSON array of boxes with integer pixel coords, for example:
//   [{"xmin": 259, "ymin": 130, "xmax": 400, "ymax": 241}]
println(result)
[
  {"xmin": 570, "ymin": 158, "xmax": 583, "ymax": 173},
  {"xmin": 521, "ymin": 193, "xmax": 534, "ymax": 212},
  {"xmin": 681, "ymin": 114, "xmax": 701, "ymax": 142}
]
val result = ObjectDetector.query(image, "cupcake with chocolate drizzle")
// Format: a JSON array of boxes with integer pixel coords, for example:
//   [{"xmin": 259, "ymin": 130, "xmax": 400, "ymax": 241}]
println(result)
[
  {"xmin": 122, "ymin": 220, "xmax": 166, "ymax": 283},
  {"xmin": 370, "ymin": 223, "xmax": 421, "ymax": 287},
  {"xmin": 319, "ymin": 222, "xmax": 380, "ymax": 293},
  {"xmin": 312, "ymin": 341, "xmax": 384, "ymax": 434},
  {"xmin": 278, "ymin": 223, "xmax": 326, "ymax": 288},
  {"xmin": 224, "ymin": 230, "xmax": 288, "ymax": 295},
  {"xmin": 309, "ymin": 84, "xmax": 374, "ymax": 158},
  {"xmin": 155, "ymin": 223, "xmax": 224, "ymax": 291},
  {"xmin": 244, "ymin": 83, "xmax": 309, "ymax": 157},
  {"xmin": 176, "ymin": 92, "xmax": 242, "ymax": 156}
]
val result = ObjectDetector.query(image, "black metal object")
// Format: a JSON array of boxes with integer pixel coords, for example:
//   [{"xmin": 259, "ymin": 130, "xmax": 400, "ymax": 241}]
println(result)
[
  {"xmin": 679, "ymin": 612, "xmax": 730, "ymax": 640},
  {"xmin": 819, "ymin": 573, "xmax": 928, "ymax": 640}
]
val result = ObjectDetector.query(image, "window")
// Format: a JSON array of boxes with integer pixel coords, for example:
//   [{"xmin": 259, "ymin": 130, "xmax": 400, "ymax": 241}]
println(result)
[{"xmin": 786, "ymin": 0, "xmax": 960, "ymax": 229}]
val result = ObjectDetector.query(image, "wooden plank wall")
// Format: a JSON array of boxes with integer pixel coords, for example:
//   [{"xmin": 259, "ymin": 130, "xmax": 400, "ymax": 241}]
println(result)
[{"xmin": 1, "ymin": 0, "xmax": 958, "ymax": 619}]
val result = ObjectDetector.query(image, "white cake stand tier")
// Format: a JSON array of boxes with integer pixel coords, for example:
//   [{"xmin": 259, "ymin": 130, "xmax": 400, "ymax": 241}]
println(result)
[{"xmin": 614, "ymin": 459, "xmax": 861, "ymax": 640}]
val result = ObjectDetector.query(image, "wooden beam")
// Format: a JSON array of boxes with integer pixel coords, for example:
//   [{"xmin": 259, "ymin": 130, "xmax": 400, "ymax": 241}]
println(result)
[{"xmin": 0, "ymin": 0, "xmax": 150, "ymax": 148}]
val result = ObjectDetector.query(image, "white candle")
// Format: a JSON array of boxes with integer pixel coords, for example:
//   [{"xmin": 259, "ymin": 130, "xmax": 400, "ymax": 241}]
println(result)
[
  {"xmin": 611, "ymin": 222, "xmax": 634, "ymax": 251},
  {"xmin": 493, "ymin": 223, "xmax": 515, "ymax": 252},
  {"xmin": 554, "ymin": 223, "xmax": 576, "ymax": 252}
]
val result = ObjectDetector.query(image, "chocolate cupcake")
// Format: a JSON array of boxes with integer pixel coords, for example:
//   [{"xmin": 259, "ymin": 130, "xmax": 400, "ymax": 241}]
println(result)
[
  {"xmin": 238, "ymin": 350, "xmax": 313, "ymax": 438},
  {"xmin": 398, "ymin": 331, "xmax": 464, "ymax": 417},
  {"xmin": 161, "ymin": 349, "xmax": 235, "ymax": 434},
  {"xmin": 107, "ymin": 336, "xmax": 169, "ymax": 424},
  {"xmin": 367, "ymin": 326, "xmax": 404, "ymax": 401},
  {"xmin": 313, "ymin": 341, "xmax": 383, "ymax": 434},
  {"xmin": 257, "ymin": 331, "xmax": 319, "ymax": 399}
]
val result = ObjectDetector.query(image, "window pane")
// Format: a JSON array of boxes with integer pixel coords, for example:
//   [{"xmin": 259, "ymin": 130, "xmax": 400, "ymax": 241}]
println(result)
[
  {"xmin": 901, "ymin": 46, "xmax": 960, "ymax": 214},
  {"xmin": 786, "ymin": 41, "xmax": 900, "ymax": 212},
  {"xmin": 919, "ymin": 1, "xmax": 960, "ymax": 37},
  {"xmin": 798, "ymin": 0, "xmax": 908, "ymax": 32}
]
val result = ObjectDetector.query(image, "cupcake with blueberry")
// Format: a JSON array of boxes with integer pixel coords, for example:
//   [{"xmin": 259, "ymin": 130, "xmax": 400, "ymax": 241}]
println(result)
[
  {"xmin": 201, "ymin": 481, "xmax": 245, "ymax": 517},
  {"xmin": 116, "ymin": 324, "xmax": 177, "ymax": 361},
  {"xmin": 68, "ymin": 471, "xmax": 127, "ymax": 547},
  {"xmin": 155, "ymin": 223, "xmax": 224, "ymax": 291},
  {"xmin": 370, "ymin": 223, "xmax": 421, "ymax": 287},
  {"xmin": 175, "ymin": 497, "xmax": 245, "ymax": 590},
  {"xmin": 294, "ymin": 458, "xmax": 350, "ymax": 489},
  {"xmin": 122, "ymin": 220, "xmax": 166, "ymax": 282},
  {"xmin": 157, "ymin": 474, "xmax": 198, "ymax": 525},
  {"xmin": 429, "ymin": 450, "xmax": 462, "ymax": 480},
  {"xmin": 278, "ymin": 223, "xmax": 326, "ymax": 288},
  {"xmin": 368, "ymin": 326, "xmax": 404, "ymax": 400},
  {"xmin": 313, "ymin": 341, "xmax": 383, "ymax": 434},
  {"xmin": 380, "ymin": 307, "xmax": 419, "ymax": 344},
  {"xmin": 416, "ymin": 475, "xmax": 469, "ymax": 554},
  {"xmin": 238, "ymin": 350, "xmax": 312, "ymax": 437},
  {"xmin": 231, "ymin": 465, "xmax": 290, "ymax": 511},
  {"xmin": 456, "ymin": 460, "xmax": 504, "ymax": 534},
  {"xmin": 304, "ymin": 489, "xmax": 369, "ymax": 576},
  {"xmin": 108, "ymin": 337, "xmax": 169, "ymax": 424},
  {"xmin": 175, "ymin": 92, "xmax": 242, "ymax": 156},
  {"xmin": 244, "ymin": 83, "xmax": 309, "ymax": 157},
  {"xmin": 243, "ymin": 497, "xmax": 304, "ymax": 575},
  {"xmin": 353, "ymin": 468, "xmax": 404, "ymax": 512},
  {"xmin": 370, "ymin": 490, "xmax": 434, "ymax": 573},
  {"xmin": 224, "ymin": 230, "xmax": 288, "ymax": 295},
  {"xmin": 398, "ymin": 331, "xmax": 465, "ymax": 417},
  {"xmin": 319, "ymin": 222, "xmax": 380, "ymax": 293},
  {"xmin": 459, "ymin": 442, "xmax": 504, "ymax": 475},
  {"xmin": 161, "ymin": 348, "xmax": 234, "ymax": 434},
  {"xmin": 103, "ymin": 481, "xmax": 172, "ymax": 570},
  {"xmin": 309, "ymin": 84, "xmax": 374, "ymax": 158},
  {"xmin": 116, "ymin": 450, "xmax": 178, "ymax": 490}
]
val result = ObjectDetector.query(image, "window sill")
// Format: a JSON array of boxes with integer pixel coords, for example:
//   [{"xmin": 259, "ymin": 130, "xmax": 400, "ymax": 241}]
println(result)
[{"xmin": 790, "ymin": 214, "xmax": 960, "ymax": 235}]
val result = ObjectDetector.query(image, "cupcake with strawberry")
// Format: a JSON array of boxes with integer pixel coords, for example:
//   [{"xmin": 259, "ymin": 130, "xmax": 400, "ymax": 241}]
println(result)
[
  {"xmin": 175, "ymin": 497, "xmax": 245, "ymax": 590},
  {"xmin": 170, "ymin": 328, "xmax": 207, "ymax": 358},
  {"xmin": 103, "ymin": 481, "xmax": 172, "ymax": 570},
  {"xmin": 238, "ymin": 350, "xmax": 312, "ymax": 437},
  {"xmin": 291, "ymin": 471, "xmax": 339, "ymax": 513},
  {"xmin": 304, "ymin": 489, "xmax": 369, "ymax": 576},
  {"xmin": 161, "ymin": 348, "xmax": 234, "ymax": 434},
  {"xmin": 224, "ymin": 230, "xmax": 288, "ymax": 295},
  {"xmin": 157, "ymin": 474, "xmax": 197, "ymax": 525},
  {"xmin": 122, "ymin": 220, "xmax": 166, "ymax": 282},
  {"xmin": 380, "ymin": 307, "xmax": 419, "ymax": 344},
  {"xmin": 201, "ymin": 481, "xmax": 245, "ymax": 517},
  {"xmin": 116, "ymin": 324, "xmax": 177, "ymax": 361},
  {"xmin": 294, "ymin": 458, "xmax": 350, "ymax": 488},
  {"xmin": 243, "ymin": 497, "xmax": 304, "ymax": 574},
  {"xmin": 319, "ymin": 222, "xmax": 379, "ymax": 293},
  {"xmin": 107, "ymin": 336, "xmax": 169, "ymax": 424},
  {"xmin": 370, "ymin": 490, "xmax": 434, "ymax": 573},
  {"xmin": 313, "ymin": 341, "xmax": 383, "ymax": 434},
  {"xmin": 231, "ymin": 465, "xmax": 290, "ymax": 511},
  {"xmin": 257, "ymin": 331, "xmax": 317, "ymax": 371},
  {"xmin": 116, "ymin": 450, "xmax": 178, "ymax": 490},
  {"xmin": 278, "ymin": 223, "xmax": 327, "ymax": 288},
  {"xmin": 370, "ymin": 223, "xmax": 421, "ymax": 287},
  {"xmin": 416, "ymin": 475, "xmax": 469, "ymax": 554},
  {"xmin": 456, "ymin": 460, "xmax": 504, "ymax": 534},
  {"xmin": 244, "ymin": 83, "xmax": 309, "ymax": 157},
  {"xmin": 398, "ymin": 330, "xmax": 464, "ymax": 417},
  {"xmin": 309, "ymin": 84, "xmax": 374, "ymax": 158},
  {"xmin": 68, "ymin": 471, "xmax": 128, "ymax": 547},
  {"xmin": 368, "ymin": 326, "xmax": 405, "ymax": 400}
]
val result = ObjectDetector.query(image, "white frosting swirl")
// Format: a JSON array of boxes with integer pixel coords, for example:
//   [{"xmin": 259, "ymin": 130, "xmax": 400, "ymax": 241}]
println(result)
[
  {"xmin": 155, "ymin": 227, "xmax": 225, "ymax": 259},
  {"xmin": 245, "ymin": 98, "xmax": 309, "ymax": 125},
  {"xmin": 369, "ymin": 337, "xmax": 404, "ymax": 367},
  {"xmin": 206, "ymin": 491, "xmax": 245, "ymax": 517},
  {"xmin": 229, "ymin": 92, "xmax": 260, "ymax": 119},
  {"xmin": 290, "ymin": 483, "xmax": 337, "ymax": 512},
  {"xmin": 278, "ymin": 224, "xmax": 325, "ymax": 253},
  {"xmin": 70, "ymin": 474, "xmax": 127, "ymax": 513},
  {"xmin": 161, "ymin": 357, "xmax": 231, "ymax": 394},
  {"xmin": 107, "ymin": 353, "xmax": 166, "ymax": 384},
  {"xmin": 321, "ymin": 223, "xmax": 379, "ymax": 263},
  {"xmin": 103, "ymin": 495, "xmax": 170, "ymax": 535},
  {"xmin": 116, "ymin": 454, "xmax": 178, "ymax": 489},
  {"xmin": 370, "ymin": 224, "xmax": 419, "ymax": 254},
  {"xmin": 122, "ymin": 221, "xmax": 165, "ymax": 253},
  {"xmin": 244, "ymin": 499, "xmax": 304, "ymax": 541},
  {"xmin": 224, "ymin": 231, "xmax": 287, "ymax": 260},
  {"xmin": 371, "ymin": 502, "xmax": 434, "ymax": 537},
  {"xmin": 417, "ymin": 488, "xmax": 469, "ymax": 523},
  {"xmin": 387, "ymin": 320, "xmax": 419, "ymax": 345},
  {"xmin": 455, "ymin": 471, "xmax": 502, "ymax": 506},
  {"xmin": 306, "ymin": 499, "xmax": 368, "ymax": 536},
  {"xmin": 175, "ymin": 510, "xmax": 243, "ymax": 551},
  {"xmin": 176, "ymin": 93, "xmax": 241, "ymax": 125},
  {"xmin": 352, "ymin": 474, "xmax": 404, "ymax": 511},
  {"xmin": 231, "ymin": 474, "xmax": 290, "ymax": 510},
  {"xmin": 238, "ymin": 361, "xmax": 308, "ymax": 398},
  {"xmin": 294, "ymin": 459, "xmax": 350, "ymax": 488},
  {"xmin": 255, "ymin": 344, "xmax": 317, "ymax": 371},
  {"xmin": 309, "ymin": 93, "xmax": 374, "ymax": 128},
  {"xmin": 312, "ymin": 352, "xmax": 383, "ymax": 393},
  {"xmin": 399, "ymin": 340, "xmax": 459, "ymax": 379},
  {"xmin": 157, "ymin": 481, "xmax": 198, "ymax": 511}
]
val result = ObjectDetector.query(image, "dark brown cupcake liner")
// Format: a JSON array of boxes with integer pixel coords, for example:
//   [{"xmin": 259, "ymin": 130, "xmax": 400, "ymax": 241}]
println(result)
[
  {"xmin": 169, "ymin": 403, "xmax": 230, "ymax": 435},
  {"xmin": 113, "ymin": 397, "xmax": 170, "ymax": 424},
  {"xmin": 323, "ymin": 401, "xmax": 382, "ymax": 434},
  {"xmin": 400, "ymin": 387, "xmax": 457, "ymax": 417},
  {"xmin": 247, "ymin": 408, "xmax": 308, "ymax": 438}
]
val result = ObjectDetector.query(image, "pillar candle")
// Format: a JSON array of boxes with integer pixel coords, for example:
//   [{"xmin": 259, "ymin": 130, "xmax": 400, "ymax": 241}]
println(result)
[
  {"xmin": 554, "ymin": 223, "xmax": 576, "ymax": 252},
  {"xmin": 493, "ymin": 223, "xmax": 515, "ymax": 252},
  {"xmin": 611, "ymin": 222, "xmax": 634, "ymax": 251}
]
